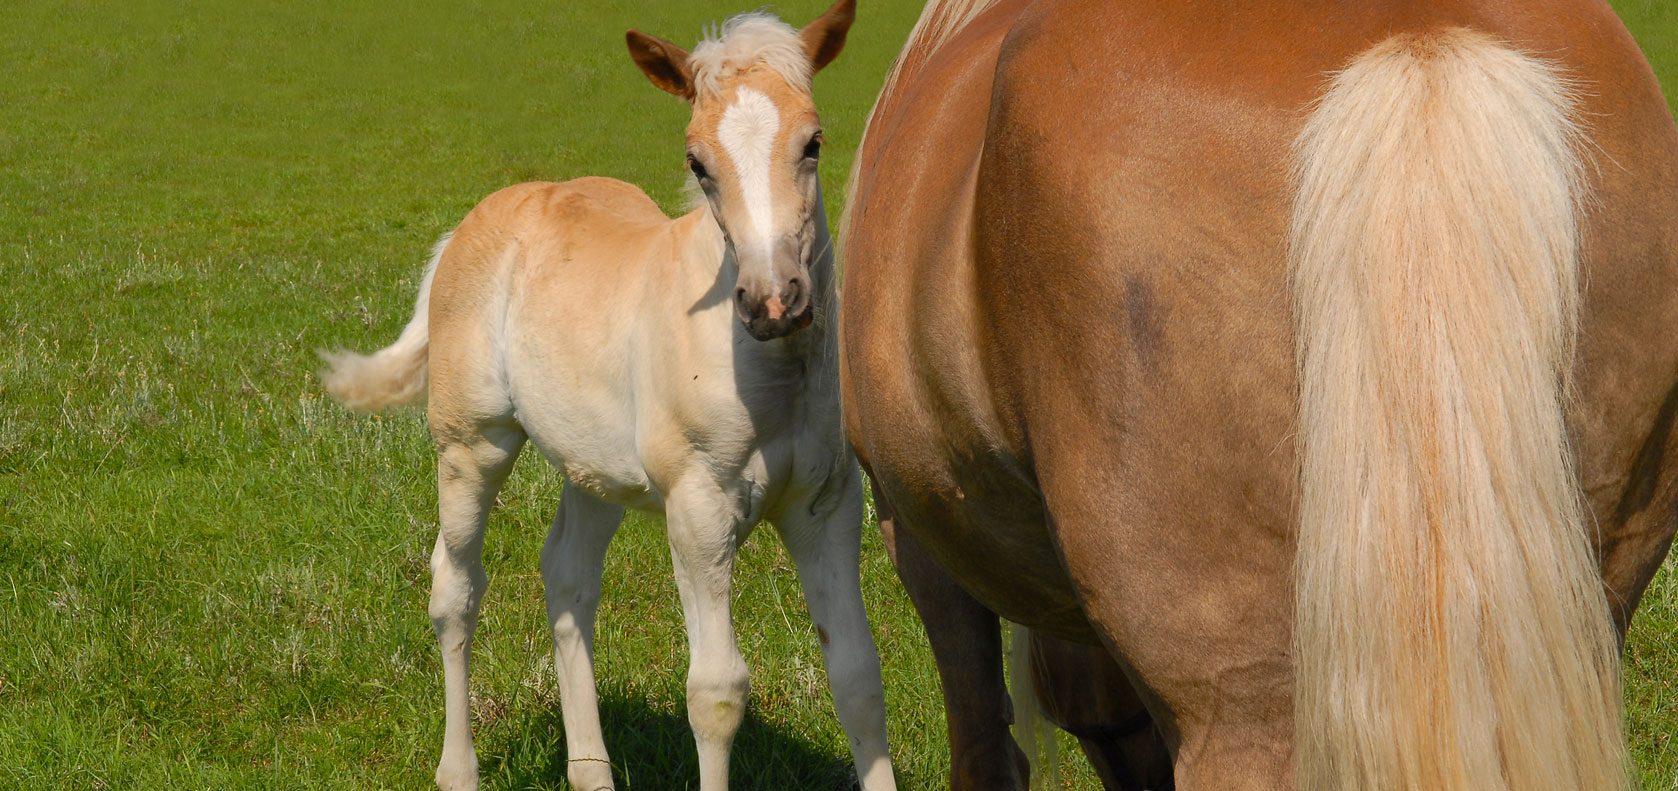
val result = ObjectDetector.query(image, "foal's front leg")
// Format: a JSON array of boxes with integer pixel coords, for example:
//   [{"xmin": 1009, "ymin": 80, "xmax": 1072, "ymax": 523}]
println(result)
[
  {"xmin": 665, "ymin": 480, "xmax": 752, "ymax": 790},
  {"xmin": 771, "ymin": 465, "xmax": 896, "ymax": 791},
  {"xmin": 540, "ymin": 484, "xmax": 624, "ymax": 791},
  {"xmin": 431, "ymin": 426, "xmax": 525, "ymax": 791}
]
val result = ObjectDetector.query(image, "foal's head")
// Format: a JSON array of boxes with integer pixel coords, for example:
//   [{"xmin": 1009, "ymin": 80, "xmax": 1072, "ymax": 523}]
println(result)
[{"xmin": 627, "ymin": 1, "xmax": 854, "ymax": 341}]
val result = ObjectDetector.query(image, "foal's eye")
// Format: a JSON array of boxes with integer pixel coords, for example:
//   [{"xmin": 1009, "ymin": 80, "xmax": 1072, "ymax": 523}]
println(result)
[
  {"xmin": 687, "ymin": 154, "xmax": 710, "ymax": 182},
  {"xmin": 802, "ymin": 134, "xmax": 823, "ymax": 161}
]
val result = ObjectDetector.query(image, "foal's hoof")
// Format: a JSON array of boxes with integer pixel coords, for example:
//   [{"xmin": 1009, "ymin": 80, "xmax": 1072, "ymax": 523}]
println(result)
[
  {"xmin": 435, "ymin": 760, "xmax": 479, "ymax": 791},
  {"xmin": 567, "ymin": 757, "xmax": 616, "ymax": 791}
]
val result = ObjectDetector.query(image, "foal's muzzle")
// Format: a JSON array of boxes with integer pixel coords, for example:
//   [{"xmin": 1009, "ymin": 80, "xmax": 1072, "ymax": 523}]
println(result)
[{"xmin": 735, "ymin": 276, "xmax": 813, "ymax": 341}]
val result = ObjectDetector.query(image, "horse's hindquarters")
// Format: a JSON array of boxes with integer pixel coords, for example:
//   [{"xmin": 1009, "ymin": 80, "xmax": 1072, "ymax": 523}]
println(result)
[
  {"xmin": 840, "ymin": 0, "xmax": 1096, "ymax": 642},
  {"xmin": 845, "ymin": 0, "xmax": 1678, "ymax": 786}
]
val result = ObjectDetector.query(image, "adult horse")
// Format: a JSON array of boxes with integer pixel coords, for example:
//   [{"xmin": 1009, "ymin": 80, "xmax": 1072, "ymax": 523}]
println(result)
[
  {"xmin": 319, "ymin": 4, "xmax": 897, "ymax": 790},
  {"xmin": 841, "ymin": 0, "xmax": 1678, "ymax": 788}
]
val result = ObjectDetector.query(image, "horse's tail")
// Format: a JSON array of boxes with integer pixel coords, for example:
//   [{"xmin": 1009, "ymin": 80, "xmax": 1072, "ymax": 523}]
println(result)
[
  {"xmin": 318, "ymin": 232, "xmax": 450, "ymax": 412},
  {"xmin": 1006, "ymin": 623, "xmax": 1058, "ymax": 789},
  {"xmin": 1290, "ymin": 29, "xmax": 1629, "ymax": 790}
]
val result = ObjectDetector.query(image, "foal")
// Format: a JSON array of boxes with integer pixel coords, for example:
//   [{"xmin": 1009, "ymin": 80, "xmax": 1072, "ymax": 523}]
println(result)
[{"xmin": 319, "ymin": 4, "xmax": 894, "ymax": 790}]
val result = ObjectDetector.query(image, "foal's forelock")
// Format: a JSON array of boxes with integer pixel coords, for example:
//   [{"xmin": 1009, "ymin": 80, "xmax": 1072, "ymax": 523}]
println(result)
[{"xmin": 688, "ymin": 13, "xmax": 813, "ymax": 98}]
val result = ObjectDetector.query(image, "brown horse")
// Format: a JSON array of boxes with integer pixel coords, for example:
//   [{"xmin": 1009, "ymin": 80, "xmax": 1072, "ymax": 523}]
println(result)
[{"xmin": 841, "ymin": 0, "xmax": 1678, "ymax": 788}]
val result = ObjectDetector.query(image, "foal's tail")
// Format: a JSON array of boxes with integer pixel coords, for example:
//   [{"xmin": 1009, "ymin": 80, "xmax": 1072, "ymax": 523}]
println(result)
[
  {"xmin": 1290, "ymin": 30, "xmax": 1629, "ymax": 790},
  {"xmin": 318, "ymin": 233, "xmax": 450, "ymax": 412}
]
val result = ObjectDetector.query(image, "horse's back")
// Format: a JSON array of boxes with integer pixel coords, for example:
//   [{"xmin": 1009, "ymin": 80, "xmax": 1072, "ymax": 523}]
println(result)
[
  {"xmin": 450, "ymin": 176, "xmax": 668, "ymax": 280},
  {"xmin": 429, "ymin": 177, "xmax": 668, "ymax": 324}
]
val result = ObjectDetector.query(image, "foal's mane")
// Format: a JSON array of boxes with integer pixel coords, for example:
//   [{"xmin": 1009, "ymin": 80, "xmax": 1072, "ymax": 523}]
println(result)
[{"xmin": 689, "ymin": 13, "xmax": 812, "ymax": 98}]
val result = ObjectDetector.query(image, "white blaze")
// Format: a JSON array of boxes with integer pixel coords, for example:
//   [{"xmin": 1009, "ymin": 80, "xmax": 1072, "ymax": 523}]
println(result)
[{"xmin": 717, "ymin": 86, "xmax": 780, "ymax": 259}]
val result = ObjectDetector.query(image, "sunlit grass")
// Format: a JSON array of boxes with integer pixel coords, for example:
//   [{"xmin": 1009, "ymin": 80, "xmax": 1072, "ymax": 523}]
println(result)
[{"xmin": 1, "ymin": 0, "xmax": 1673, "ymax": 788}]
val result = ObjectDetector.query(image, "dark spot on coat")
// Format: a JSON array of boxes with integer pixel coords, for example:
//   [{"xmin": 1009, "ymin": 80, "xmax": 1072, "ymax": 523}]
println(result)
[{"xmin": 1124, "ymin": 275, "xmax": 1164, "ymax": 371}]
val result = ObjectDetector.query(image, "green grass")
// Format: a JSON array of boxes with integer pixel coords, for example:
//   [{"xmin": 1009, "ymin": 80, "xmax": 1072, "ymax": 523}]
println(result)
[{"xmin": 1, "ymin": 1, "xmax": 1674, "ymax": 788}]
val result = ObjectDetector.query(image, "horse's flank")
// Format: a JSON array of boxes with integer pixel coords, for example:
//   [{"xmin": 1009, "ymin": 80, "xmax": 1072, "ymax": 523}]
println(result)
[{"xmin": 842, "ymin": 0, "xmax": 1678, "ymax": 787}]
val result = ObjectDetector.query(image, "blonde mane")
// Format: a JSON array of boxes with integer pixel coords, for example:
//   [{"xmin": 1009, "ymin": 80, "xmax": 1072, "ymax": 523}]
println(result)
[{"xmin": 689, "ymin": 13, "xmax": 811, "ymax": 98}]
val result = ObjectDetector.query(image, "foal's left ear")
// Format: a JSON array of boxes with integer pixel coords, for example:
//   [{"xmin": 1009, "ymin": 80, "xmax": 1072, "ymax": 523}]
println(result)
[{"xmin": 799, "ymin": 0, "xmax": 856, "ymax": 74}]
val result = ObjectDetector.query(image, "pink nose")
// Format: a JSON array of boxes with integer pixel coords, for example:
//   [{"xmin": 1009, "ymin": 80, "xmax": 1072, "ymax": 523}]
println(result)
[{"xmin": 764, "ymin": 296, "xmax": 787, "ymax": 321}]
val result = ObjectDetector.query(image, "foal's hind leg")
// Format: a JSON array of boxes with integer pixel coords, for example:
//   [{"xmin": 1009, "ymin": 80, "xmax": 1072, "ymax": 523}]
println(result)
[
  {"xmin": 771, "ymin": 466, "xmax": 895, "ymax": 790},
  {"xmin": 430, "ymin": 424, "xmax": 525, "ymax": 791},
  {"xmin": 540, "ymin": 484, "xmax": 624, "ymax": 791},
  {"xmin": 875, "ymin": 482, "xmax": 1027, "ymax": 791},
  {"xmin": 665, "ymin": 480, "xmax": 751, "ymax": 790}
]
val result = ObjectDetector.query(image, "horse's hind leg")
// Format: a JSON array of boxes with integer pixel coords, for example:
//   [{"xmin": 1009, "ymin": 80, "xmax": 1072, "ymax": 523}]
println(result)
[
  {"xmin": 665, "ymin": 480, "xmax": 751, "ymax": 790},
  {"xmin": 430, "ymin": 423, "xmax": 525, "ymax": 791},
  {"xmin": 1028, "ymin": 633, "xmax": 1174, "ymax": 790},
  {"xmin": 540, "ymin": 484, "xmax": 624, "ymax": 791},
  {"xmin": 771, "ymin": 467, "xmax": 895, "ymax": 790},
  {"xmin": 875, "ymin": 482, "xmax": 1028, "ymax": 791}
]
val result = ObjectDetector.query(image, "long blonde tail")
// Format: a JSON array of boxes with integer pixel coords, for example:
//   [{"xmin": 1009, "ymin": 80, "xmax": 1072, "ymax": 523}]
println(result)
[
  {"xmin": 318, "ymin": 233, "xmax": 450, "ymax": 412},
  {"xmin": 1290, "ymin": 29, "xmax": 1629, "ymax": 790}
]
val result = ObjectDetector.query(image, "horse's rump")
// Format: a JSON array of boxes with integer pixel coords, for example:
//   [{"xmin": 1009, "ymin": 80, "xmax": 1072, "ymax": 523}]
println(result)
[{"xmin": 844, "ymin": 0, "xmax": 1678, "ymax": 786}]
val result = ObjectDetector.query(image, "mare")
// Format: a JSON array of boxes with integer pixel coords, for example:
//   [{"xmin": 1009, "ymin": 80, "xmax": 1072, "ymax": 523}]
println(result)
[
  {"xmin": 320, "ymin": 3, "xmax": 896, "ymax": 790},
  {"xmin": 842, "ymin": 0, "xmax": 1678, "ymax": 788}
]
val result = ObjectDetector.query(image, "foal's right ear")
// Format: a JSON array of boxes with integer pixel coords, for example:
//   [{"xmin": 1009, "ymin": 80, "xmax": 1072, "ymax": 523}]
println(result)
[{"xmin": 626, "ymin": 30, "xmax": 696, "ymax": 101}]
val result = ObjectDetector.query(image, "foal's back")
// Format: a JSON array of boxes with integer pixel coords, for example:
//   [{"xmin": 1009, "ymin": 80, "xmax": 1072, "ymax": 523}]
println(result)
[
  {"xmin": 426, "ymin": 177, "xmax": 728, "ymax": 506},
  {"xmin": 426, "ymin": 179, "xmax": 660, "ymax": 411}
]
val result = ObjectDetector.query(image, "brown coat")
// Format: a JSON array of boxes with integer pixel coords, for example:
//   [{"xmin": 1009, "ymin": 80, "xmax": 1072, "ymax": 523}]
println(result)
[{"xmin": 843, "ymin": 0, "xmax": 1678, "ymax": 786}]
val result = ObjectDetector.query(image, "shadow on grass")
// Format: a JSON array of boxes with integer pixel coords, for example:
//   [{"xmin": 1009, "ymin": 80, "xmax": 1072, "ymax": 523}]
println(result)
[{"xmin": 485, "ymin": 690, "xmax": 866, "ymax": 790}]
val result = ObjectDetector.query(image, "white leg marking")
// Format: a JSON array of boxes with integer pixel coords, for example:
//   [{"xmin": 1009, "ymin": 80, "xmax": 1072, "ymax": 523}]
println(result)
[
  {"xmin": 431, "ymin": 427, "xmax": 525, "ymax": 791},
  {"xmin": 541, "ymin": 486, "xmax": 624, "ymax": 791},
  {"xmin": 773, "ymin": 467, "xmax": 897, "ymax": 791},
  {"xmin": 666, "ymin": 481, "xmax": 751, "ymax": 791}
]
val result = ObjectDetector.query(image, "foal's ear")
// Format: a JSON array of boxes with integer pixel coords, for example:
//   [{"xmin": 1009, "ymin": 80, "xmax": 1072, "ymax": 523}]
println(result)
[
  {"xmin": 799, "ymin": 0, "xmax": 855, "ymax": 74},
  {"xmin": 626, "ymin": 30, "xmax": 695, "ymax": 100}
]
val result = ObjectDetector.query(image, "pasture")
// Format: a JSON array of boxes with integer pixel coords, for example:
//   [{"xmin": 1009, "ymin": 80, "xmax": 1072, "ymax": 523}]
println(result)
[{"xmin": 1, "ymin": 1, "xmax": 1674, "ymax": 787}]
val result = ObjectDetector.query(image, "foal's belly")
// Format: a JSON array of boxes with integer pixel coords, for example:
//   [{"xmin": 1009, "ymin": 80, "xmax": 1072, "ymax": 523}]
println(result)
[
  {"xmin": 501, "ymin": 323, "xmax": 666, "ymax": 512},
  {"xmin": 502, "ymin": 326, "xmax": 780, "ymax": 518},
  {"xmin": 512, "ymin": 383, "xmax": 664, "ymax": 512}
]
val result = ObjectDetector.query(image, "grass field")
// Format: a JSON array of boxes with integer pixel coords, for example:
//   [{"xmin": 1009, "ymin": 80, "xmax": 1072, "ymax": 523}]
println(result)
[{"xmin": 2, "ymin": 1, "xmax": 1675, "ymax": 788}]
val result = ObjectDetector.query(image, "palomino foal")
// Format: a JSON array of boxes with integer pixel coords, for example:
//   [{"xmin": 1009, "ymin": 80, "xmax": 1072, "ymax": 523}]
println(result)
[{"xmin": 319, "ymin": 4, "xmax": 894, "ymax": 790}]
